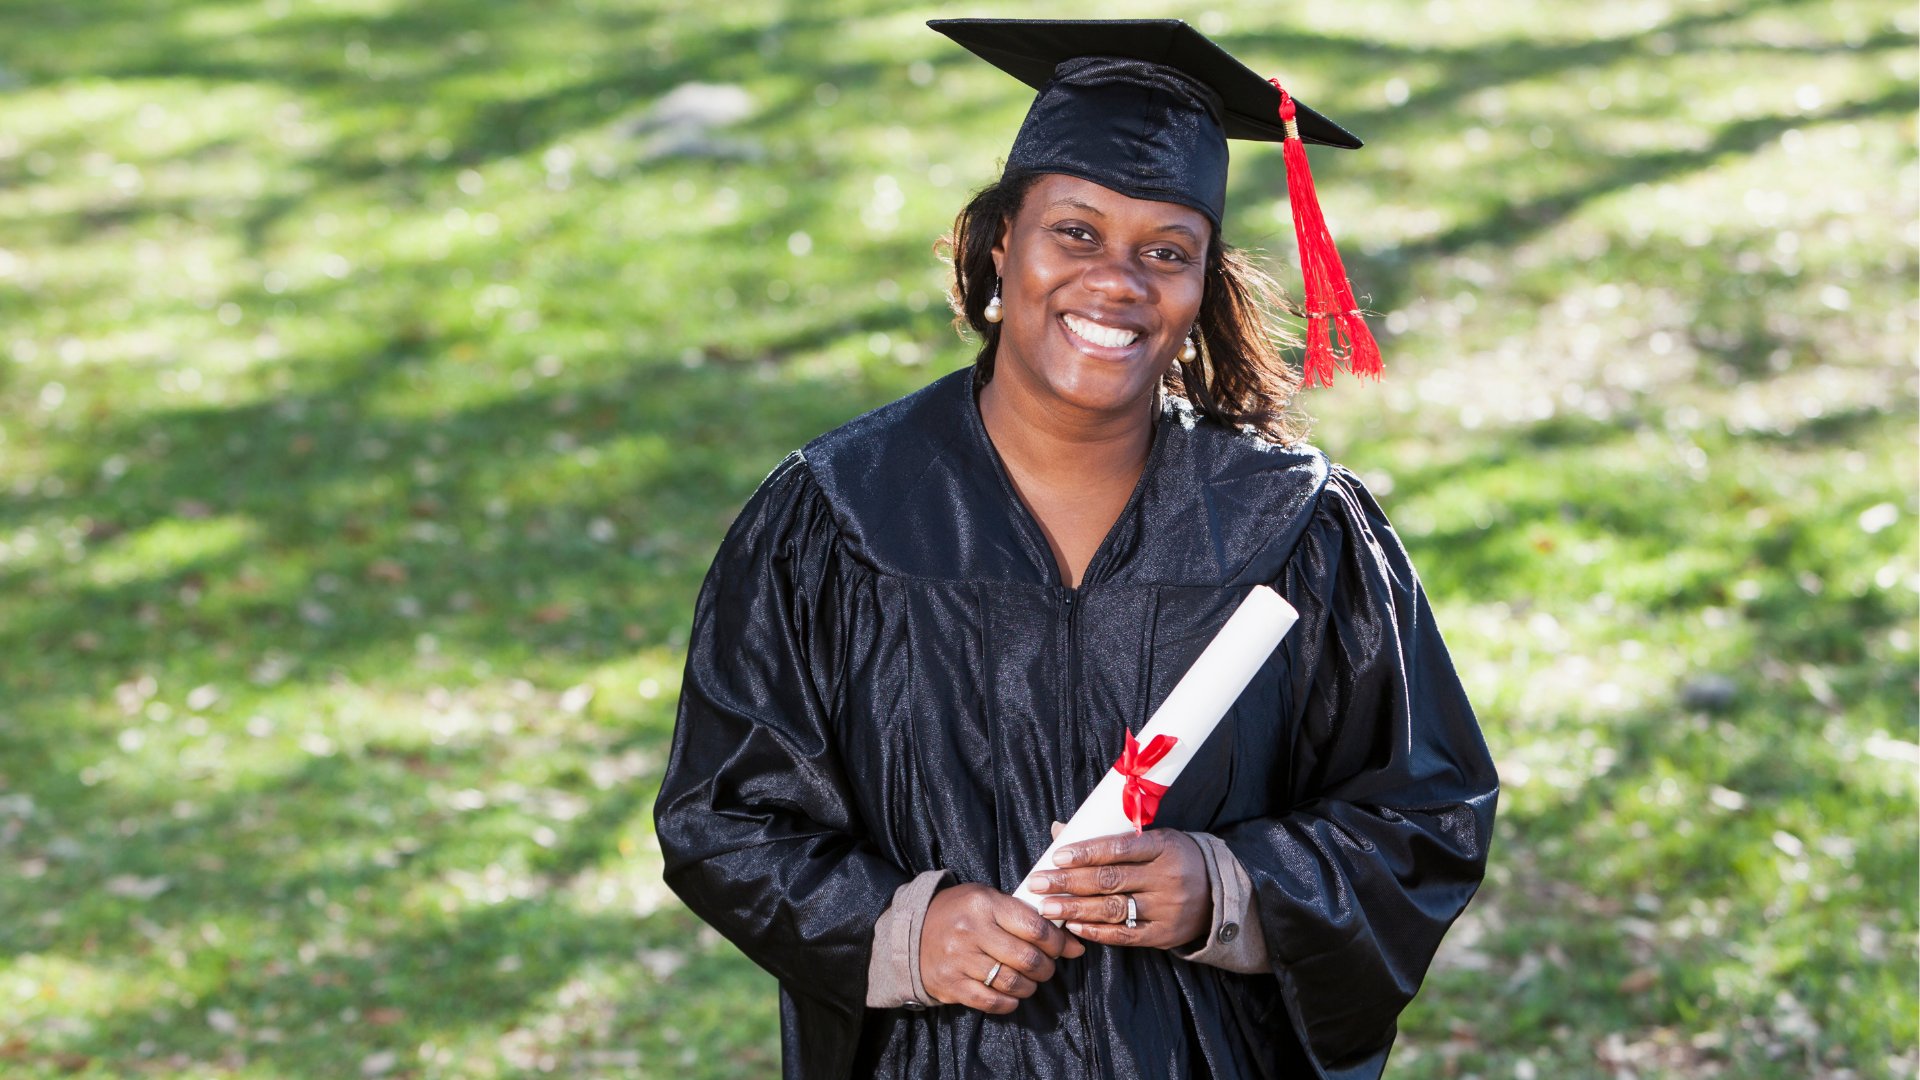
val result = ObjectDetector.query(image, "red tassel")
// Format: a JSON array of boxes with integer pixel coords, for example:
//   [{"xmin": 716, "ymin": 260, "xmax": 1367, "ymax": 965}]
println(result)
[{"xmin": 1272, "ymin": 81, "xmax": 1382, "ymax": 388}]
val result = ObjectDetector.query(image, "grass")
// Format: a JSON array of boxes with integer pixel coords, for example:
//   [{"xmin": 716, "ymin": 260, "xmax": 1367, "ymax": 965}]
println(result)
[{"xmin": 0, "ymin": 0, "xmax": 1914, "ymax": 1076}]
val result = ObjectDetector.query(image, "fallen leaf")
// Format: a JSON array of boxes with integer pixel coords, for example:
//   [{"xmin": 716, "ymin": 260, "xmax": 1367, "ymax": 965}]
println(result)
[
  {"xmin": 1618, "ymin": 967, "xmax": 1659, "ymax": 993},
  {"xmin": 639, "ymin": 948, "xmax": 686, "ymax": 980},
  {"xmin": 366, "ymin": 559, "xmax": 408, "ymax": 584},
  {"xmin": 104, "ymin": 874, "xmax": 172, "ymax": 899}
]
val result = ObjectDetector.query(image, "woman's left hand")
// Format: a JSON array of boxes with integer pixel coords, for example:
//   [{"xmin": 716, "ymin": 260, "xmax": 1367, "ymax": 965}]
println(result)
[{"xmin": 1025, "ymin": 829, "xmax": 1210, "ymax": 950}]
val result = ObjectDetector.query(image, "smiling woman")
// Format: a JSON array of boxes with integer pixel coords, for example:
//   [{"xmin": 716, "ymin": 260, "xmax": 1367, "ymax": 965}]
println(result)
[
  {"xmin": 969, "ymin": 173, "xmax": 1218, "ymax": 586},
  {"xmin": 653, "ymin": 18, "xmax": 1498, "ymax": 1080},
  {"xmin": 953, "ymin": 170, "xmax": 1305, "ymax": 447},
  {"xmin": 990, "ymin": 175, "xmax": 1209, "ymax": 417}
]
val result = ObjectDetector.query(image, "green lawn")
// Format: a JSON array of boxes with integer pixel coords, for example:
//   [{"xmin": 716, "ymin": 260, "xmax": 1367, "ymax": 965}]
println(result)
[{"xmin": 1, "ymin": 1, "xmax": 1914, "ymax": 1077}]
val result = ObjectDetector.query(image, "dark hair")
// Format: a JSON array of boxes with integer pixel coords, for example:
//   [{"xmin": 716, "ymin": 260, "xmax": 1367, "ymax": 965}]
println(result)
[{"xmin": 941, "ymin": 171, "xmax": 1307, "ymax": 445}]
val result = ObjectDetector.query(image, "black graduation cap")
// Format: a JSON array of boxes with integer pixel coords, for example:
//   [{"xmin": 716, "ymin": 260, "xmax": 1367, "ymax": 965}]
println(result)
[
  {"xmin": 928, "ymin": 17, "xmax": 1383, "ymax": 386},
  {"xmin": 929, "ymin": 18, "xmax": 1360, "ymax": 227}
]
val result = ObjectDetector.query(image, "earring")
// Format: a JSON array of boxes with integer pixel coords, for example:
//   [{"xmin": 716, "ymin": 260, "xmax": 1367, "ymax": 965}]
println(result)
[
  {"xmin": 1179, "ymin": 329, "xmax": 1199, "ymax": 363},
  {"xmin": 983, "ymin": 277, "xmax": 1003, "ymax": 324}
]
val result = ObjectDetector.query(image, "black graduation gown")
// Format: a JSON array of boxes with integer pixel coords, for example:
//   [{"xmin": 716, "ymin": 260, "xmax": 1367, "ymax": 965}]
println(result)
[{"xmin": 652, "ymin": 367, "xmax": 1498, "ymax": 1080}]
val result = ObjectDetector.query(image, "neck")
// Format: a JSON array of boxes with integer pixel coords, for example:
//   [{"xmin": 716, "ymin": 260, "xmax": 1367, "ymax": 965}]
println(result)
[{"xmin": 976, "ymin": 368, "xmax": 1156, "ymax": 490}]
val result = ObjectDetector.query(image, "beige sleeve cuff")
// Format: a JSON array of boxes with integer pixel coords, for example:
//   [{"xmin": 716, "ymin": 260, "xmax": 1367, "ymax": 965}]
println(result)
[
  {"xmin": 865, "ymin": 868, "xmax": 954, "ymax": 1009},
  {"xmin": 1170, "ymin": 831, "xmax": 1269, "ymax": 974}
]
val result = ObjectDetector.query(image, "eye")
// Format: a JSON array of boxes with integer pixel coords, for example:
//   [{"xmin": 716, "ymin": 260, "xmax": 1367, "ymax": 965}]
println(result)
[
  {"xmin": 1145, "ymin": 246, "xmax": 1194, "ymax": 265},
  {"xmin": 1052, "ymin": 224, "xmax": 1097, "ymax": 243}
]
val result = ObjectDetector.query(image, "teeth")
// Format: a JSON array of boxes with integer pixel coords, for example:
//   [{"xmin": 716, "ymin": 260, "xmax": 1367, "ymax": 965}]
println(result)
[{"xmin": 1063, "ymin": 313, "xmax": 1139, "ymax": 349}]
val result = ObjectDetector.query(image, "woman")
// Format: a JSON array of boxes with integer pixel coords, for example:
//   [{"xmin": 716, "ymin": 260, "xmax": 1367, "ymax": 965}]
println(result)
[{"xmin": 653, "ymin": 19, "xmax": 1497, "ymax": 1080}]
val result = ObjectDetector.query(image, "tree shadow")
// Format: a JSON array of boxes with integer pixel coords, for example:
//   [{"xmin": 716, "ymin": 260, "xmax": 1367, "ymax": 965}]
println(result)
[
  {"xmin": 1220, "ymin": 1, "xmax": 1915, "ymax": 372},
  {"xmin": 0, "ymin": 0, "xmax": 959, "ymax": 264},
  {"xmin": 0, "ymin": 295, "xmax": 926, "ymax": 1067}
]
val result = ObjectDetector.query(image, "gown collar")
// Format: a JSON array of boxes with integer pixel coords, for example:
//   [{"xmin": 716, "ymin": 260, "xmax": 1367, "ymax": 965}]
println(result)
[
  {"xmin": 801, "ymin": 367, "xmax": 1329, "ymax": 588},
  {"xmin": 958, "ymin": 370, "xmax": 1171, "ymax": 590}
]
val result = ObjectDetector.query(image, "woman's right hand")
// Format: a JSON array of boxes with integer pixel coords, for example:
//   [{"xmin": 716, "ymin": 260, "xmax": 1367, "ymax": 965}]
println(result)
[{"xmin": 919, "ymin": 883, "xmax": 1086, "ymax": 1013}]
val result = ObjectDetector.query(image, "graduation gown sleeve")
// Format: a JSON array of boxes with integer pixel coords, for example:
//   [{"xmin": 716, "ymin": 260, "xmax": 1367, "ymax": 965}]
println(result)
[
  {"xmin": 652, "ymin": 454, "xmax": 911, "ymax": 1050},
  {"xmin": 1215, "ymin": 467, "xmax": 1499, "ymax": 1080}
]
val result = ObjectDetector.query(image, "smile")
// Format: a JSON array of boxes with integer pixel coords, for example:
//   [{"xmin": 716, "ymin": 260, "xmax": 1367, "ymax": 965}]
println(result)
[{"xmin": 1061, "ymin": 312, "xmax": 1141, "ymax": 350}]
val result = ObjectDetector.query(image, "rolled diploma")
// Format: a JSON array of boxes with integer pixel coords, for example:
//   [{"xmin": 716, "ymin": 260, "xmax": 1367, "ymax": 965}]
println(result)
[{"xmin": 1011, "ymin": 584, "xmax": 1298, "ymax": 913}]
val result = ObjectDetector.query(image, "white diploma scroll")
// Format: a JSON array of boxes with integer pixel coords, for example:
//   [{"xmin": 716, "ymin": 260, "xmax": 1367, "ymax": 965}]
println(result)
[{"xmin": 1011, "ymin": 584, "xmax": 1298, "ymax": 913}]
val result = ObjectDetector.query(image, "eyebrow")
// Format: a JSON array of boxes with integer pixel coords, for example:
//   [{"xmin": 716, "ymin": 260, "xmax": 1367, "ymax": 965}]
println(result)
[
  {"xmin": 1045, "ymin": 197, "xmax": 1105, "ymax": 216},
  {"xmin": 1045, "ymin": 198, "xmax": 1205, "ymax": 244}
]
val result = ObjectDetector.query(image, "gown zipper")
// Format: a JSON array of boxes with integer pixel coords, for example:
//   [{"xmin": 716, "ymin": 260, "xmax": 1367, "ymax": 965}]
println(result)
[
  {"xmin": 1062, "ymin": 584, "xmax": 1105, "ymax": 1079},
  {"xmin": 965, "ymin": 388, "xmax": 1167, "ymax": 1078}
]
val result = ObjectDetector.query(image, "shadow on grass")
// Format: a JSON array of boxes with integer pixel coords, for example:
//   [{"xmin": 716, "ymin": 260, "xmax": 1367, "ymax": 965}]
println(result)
[
  {"xmin": 1466, "ymin": 681, "xmax": 1919, "ymax": 1063},
  {"xmin": 52, "ymin": 896, "xmax": 739, "ymax": 1076},
  {"xmin": 0, "ymin": 308, "xmax": 918, "ymax": 1068},
  {"xmin": 0, "ymin": 0, "xmax": 944, "ymax": 261}
]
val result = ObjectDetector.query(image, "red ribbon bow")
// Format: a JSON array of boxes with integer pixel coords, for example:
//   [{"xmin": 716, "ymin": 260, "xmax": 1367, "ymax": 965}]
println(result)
[{"xmin": 1113, "ymin": 730, "xmax": 1178, "ymax": 834}]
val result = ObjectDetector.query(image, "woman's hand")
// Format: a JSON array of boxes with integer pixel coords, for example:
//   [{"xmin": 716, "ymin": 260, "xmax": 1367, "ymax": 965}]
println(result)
[
  {"xmin": 920, "ymin": 883, "xmax": 1087, "ymax": 1013},
  {"xmin": 1025, "ymin": 829, "xmax": 1211, "ymax": 950}
]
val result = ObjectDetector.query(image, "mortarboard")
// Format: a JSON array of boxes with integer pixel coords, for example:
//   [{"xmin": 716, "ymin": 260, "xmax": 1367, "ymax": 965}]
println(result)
[{"xmin": 928, "ymin": 17, "xmax": 1381, "ymax": 387}]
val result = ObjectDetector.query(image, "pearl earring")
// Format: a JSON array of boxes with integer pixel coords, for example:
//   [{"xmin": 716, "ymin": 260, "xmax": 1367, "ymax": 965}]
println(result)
[
  {"xmin": 1179, "ymin": 330, "xmax": 1199, "ymax": 363},
  {"xmin": 983, "ymin": 277, "xmax": 1003, "ymax": 324}
]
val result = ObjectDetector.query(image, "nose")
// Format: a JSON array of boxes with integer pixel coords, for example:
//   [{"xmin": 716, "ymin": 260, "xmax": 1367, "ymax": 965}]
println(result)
[{"xmin": 1079, "ymin": 252, "xmax": 1150, "ymax": 306}]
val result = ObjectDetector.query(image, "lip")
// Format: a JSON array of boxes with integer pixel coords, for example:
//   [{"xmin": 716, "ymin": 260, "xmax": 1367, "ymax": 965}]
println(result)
[{"xmin": 1057, "ymin": 311, "xmax": 1152, "ymax": 359}]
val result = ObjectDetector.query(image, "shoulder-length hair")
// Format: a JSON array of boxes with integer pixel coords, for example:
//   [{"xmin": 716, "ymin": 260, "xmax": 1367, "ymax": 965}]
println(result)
[{"xmin": 942, "ymin": 171, "xmax": 1308, "ymax": 445}]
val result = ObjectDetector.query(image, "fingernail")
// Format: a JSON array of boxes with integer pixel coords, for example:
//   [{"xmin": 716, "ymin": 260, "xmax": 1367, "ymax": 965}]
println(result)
[
  {"xmin": 1040, "ymin": 900, "xmax": 1062, "ymax": 917},
  {"xmin": 1064, "ymin": 921, "xmax": 1086, "ymax": 934},
  {"xmin": 1024, "ymin": 875, "xmax": 1048, "ymax": 893},
  {"xmin": 1054, "ymin": 848, "xmax": 1077, "ymax": 866}
]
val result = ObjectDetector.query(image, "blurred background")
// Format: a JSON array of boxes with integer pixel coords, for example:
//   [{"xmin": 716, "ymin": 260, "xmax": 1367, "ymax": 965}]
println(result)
[{"xmin": 0, "ymin": 1, "xmax": 1914, "ymax": 1077}]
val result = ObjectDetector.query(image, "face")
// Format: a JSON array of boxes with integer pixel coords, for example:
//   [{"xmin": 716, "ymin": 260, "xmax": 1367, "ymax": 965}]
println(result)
[{"xmin": 990, "ymin": 173, "xmax": 1209, "ymax": 418}]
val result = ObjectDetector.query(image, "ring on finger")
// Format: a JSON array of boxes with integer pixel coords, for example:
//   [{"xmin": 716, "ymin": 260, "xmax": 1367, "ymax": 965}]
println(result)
[
  {"xmin": 982, "ymin": 961, "xmax": 1003, "ymax": 989},
  {"xmin": 1124, "ymin": 894, "xmax": 1139, "ymax": 930}
]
